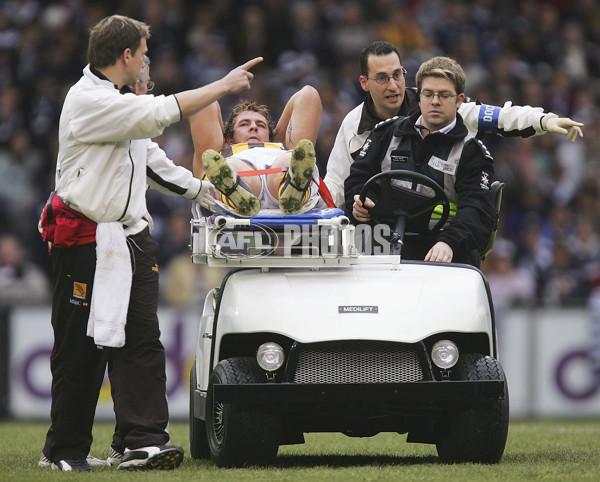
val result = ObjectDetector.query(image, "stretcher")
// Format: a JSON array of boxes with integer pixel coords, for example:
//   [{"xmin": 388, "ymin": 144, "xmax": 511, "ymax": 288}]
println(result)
[{"xmin": 190, "ymin": 201, "xmax": 357, "ymax": 268}]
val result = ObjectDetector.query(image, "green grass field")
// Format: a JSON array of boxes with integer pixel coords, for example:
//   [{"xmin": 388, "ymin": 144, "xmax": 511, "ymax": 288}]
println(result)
[{"xmin": 1, "ymin": 419, "xmax": 598, "ymax": 480}]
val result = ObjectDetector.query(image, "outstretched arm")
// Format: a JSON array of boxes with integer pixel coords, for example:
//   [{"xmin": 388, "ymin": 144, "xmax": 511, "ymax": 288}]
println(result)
[
  {"xmin": 458, "ymin": 100, "xmax": 584, "ymax": 142},
  {"xmin": 274, "ymin": 85, "xmax": 322, "ymax": 149},
  {"xmin": 190, "ymin": 101, "xmax": 225, "ymax": 178},
  {"xmin": 175, "ymin": 57, "xmax": 263, "ymax": 119}
]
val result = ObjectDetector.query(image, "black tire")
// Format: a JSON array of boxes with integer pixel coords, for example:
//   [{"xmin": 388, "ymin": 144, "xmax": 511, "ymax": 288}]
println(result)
[
  {"xmin": 436, "ymin": 353, "xmax": 509, "ymax": 464},
  {"xmin": 189, "ymin": 365, "xmax": 210, "ymax": 459},
  {"xmin": 206, "ymin": 357, "xmax": 281, "ymax": 467}
]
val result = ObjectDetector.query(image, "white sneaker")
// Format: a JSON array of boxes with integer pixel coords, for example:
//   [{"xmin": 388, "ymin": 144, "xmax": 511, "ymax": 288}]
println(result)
[
  {"xmin": 38, "ymin": 453, "xmax": 51, "ymax": 468},
  {"xmin": 117, "ymin": 444, "xmax": 184, "ymax": 471},
  {"xmin": 39, "ymin": 452, "xmax": 109, "ymax": 468},
  {"xmin": 50, "ymin": 458, "xmax": 93, "ymax": 471},
  {"xmin": 86, "ymin": 454, "xmax": 109, "ymax": 467},
  {"xmin": 107, "ymin": 447, "xmax": 124, "ymax": 466}
]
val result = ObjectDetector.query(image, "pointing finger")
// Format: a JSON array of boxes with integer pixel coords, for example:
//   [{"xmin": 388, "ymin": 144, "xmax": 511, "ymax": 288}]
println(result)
[{"xmin": 240, "ymin": 57, "xmax": 264, "ymax": 71}]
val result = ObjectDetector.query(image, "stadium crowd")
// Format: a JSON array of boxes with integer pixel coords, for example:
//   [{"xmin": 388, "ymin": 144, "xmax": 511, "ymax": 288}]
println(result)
[{"xmin": 1, "ymin": 0, "xmax": 600, "ymax": 310}]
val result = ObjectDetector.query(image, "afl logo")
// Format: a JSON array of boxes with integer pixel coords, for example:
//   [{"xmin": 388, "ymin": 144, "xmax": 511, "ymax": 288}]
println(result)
[{"xmin": 212, "ymin": 221, "xmax": 278, "ymax": 258}]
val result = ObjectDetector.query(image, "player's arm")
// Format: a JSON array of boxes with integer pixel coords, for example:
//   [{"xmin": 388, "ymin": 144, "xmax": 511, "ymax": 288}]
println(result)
[{"xmin": 190, "ymin": 101, "xmax": 225, "ymax": 178}]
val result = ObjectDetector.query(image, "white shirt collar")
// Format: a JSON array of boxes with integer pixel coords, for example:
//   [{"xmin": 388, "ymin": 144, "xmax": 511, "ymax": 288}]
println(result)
[{"xmin": 414, "ymin": 115, "xmax": 457, "ymax": 137}]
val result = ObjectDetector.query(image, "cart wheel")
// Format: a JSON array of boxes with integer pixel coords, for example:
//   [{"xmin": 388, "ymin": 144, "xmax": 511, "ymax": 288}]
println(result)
[
  {"xmin": 206, "ymin": 357, "xmax": 281, "ymax": 467},
  {"xmin": 189, "ymin": 365, "xmax": 210, "ymax": 459},
  {"xmin": 436, "ymin": 353, "xmax": 509, "ymax": 464}
]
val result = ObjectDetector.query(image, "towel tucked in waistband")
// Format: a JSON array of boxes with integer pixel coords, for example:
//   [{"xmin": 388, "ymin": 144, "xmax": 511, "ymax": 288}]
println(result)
[{"xmin": 87, "ymin": 222, "xmax": 132, "ymax": 348}]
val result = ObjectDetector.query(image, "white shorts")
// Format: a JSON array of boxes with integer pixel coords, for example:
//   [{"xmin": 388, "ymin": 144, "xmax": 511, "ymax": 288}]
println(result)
[{"xmin": 228, "ymin": 144, "xmax": 320, "ymax": 209}]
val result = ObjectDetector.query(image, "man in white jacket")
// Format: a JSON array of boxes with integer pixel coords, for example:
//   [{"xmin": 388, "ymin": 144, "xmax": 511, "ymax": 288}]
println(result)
[
  {"xmin": 324, "ymin": 41, "xmax": 584, "ymax": 207},
  {"xmin": 39, "ymin": 14, "xmax": 261, "ymax": 472}
]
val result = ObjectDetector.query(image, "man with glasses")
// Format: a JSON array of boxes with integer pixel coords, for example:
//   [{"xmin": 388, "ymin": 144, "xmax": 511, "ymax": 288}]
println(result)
[
  {"xmin": 131, "ymin": 55, "xmax": 155, "ymax": 94},
  {"xmin": 344, "ymin": 56, "xmax": 496, "ymax": 267},
  {"xmin": 325, "ymin": 41, "xmax": 584, "ymax": 207}
]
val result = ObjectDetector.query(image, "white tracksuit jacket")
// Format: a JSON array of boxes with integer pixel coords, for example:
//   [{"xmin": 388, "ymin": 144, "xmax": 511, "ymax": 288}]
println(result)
[{"xmin": 54, "ymin": 65, "xmax": 202, "ymax": 235}]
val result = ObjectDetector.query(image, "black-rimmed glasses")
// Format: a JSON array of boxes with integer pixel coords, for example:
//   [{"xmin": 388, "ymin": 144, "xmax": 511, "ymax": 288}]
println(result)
[
  {"xmin": 418, "ymin": 91, "xmax": 458, "ymax": 102},
  {"xmin": 365, "ymin": 67, "xmax": 407, "ymax": 85}
]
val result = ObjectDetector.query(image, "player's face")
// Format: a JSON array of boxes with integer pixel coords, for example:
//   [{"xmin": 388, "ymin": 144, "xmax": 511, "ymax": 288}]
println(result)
[
  {"xmin": 418, "ymin": 76, "xmax": 464, "ymax": 132},
  {"xmin": 231, "ymin": 111, "xmax": 270, "ymax": 144},
  {"xmin": 359, "ymin": 52, "xmax": 405, "ymax": 121}
]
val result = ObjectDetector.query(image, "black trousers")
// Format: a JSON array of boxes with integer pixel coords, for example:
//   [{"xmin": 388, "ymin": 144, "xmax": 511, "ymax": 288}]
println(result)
[
  {"xmin": 403, "ymin": 235, "xmax": 481, "ymax": 268},
  {"xmin": 43, "ymin": 227, "xmax": 169, "ymax": 462},
  {"xmin": 367, "ymin": 231, "xmax": 481, "ymax": 267}
]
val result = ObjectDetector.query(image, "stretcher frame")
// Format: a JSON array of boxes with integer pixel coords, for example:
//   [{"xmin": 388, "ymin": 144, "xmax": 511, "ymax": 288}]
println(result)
[{"xmin": 190, "ymin": 203, "xmax": 359, "ymax": 268}]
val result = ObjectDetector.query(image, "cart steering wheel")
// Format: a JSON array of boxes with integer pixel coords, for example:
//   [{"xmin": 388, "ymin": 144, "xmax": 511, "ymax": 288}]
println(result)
[{"xmin": 359, "ymin": 169, "xmax": 450, "ymax": 235}]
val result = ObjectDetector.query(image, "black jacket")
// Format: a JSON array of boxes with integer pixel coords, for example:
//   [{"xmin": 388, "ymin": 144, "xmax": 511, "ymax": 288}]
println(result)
[{"xmin": 344, "ymin": 111, "xmax": 496, "ymax": 265}]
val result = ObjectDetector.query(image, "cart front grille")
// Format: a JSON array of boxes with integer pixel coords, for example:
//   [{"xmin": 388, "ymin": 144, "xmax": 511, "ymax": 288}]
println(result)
[{"xmin": 291, "ymin": 340, "xmax": 426, "ymax": 383}]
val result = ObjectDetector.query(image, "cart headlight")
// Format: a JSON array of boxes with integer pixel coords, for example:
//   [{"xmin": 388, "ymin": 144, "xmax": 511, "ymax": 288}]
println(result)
[
  {"xmin": 431, "ymin": 340, "xmax": 459, "ymax": 369},
  {"xmin": 256, "ymin": 342, "xmax": 284, "ymax": 372}
]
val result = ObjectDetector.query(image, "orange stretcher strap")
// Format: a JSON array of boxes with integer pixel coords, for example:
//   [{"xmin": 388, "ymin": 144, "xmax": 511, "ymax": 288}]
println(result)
[
  {"xmin": 237, "ymin": 167, "xmax": 286, "ymax": 177},
  {"xmin": 236, "ymin": 168, "xmax": 336, "ymax": 208}
]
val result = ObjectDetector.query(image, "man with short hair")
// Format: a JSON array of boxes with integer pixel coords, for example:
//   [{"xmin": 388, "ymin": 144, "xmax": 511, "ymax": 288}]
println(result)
[
  {"xmin": 39, "ymin": 53, "xmax": 159, "ymax": 471},
  {"xmin": 40, "ymin": 14, "xmax": 261, "ymax": 472},
  {"xmin": 190, "ymin": 86, "xmax": 323, "ymax": 215},
  {"xmin": 325, "ymin": 40, "xmax": 584, "ymax": 207},
  {"xmin": 345, "ymin": 56, "xmax": 496, "ymax": 267}
]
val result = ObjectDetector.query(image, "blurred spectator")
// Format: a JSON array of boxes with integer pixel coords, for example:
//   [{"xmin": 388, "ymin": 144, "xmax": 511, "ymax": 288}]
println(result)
[
  {"xmin": 0, "ymin": 128, "xmax": 40, "ymax": 241},
  {"xmin": 515, "ymin": 216, "xmax": 554, "ymax": 305},
  {"xmin": 540, "ymin": 204, "xmax": 577, "ymax": 247},
  {"xmin": 543, "ymin": 241, "xmax": 591, "ymax": 306},
  {"xmin": 561, "ymin": 21, "xmax": 589, "ymax": 83},
  {"xmin": 589, "ymin": 275, "xmax": 600, "ymax": 377},
  {"xmin": 3, "ymin": 0, "xmax": 40, "ymax": 28},
  {"xmin": 161, "ymin": 260, "xmax": 231, "ymax": 308},
  {"xmin": 157, "ymin": 209, "xmax": 231, "ymax": 307},
  {"xmin": 570, "ymin": 215, "xmax": 600, "ymax": 278},
  {"xmin": 484, "ymin": 238, "xmax": 535, "ymax": 332},
  {"xmin": 0, "ymin": 0, "xmax": 597, "ymax": 310},
  {"xmin": 155, "ymin": 207, "xmax": 192, "ymax": 267},
  {"xmin": 328, "ymin": 1, "xmax": 371, "ymax": 64},
  {"xmin": 0, "ymin": 85, "xmax": 25, "ymax": 145},
  {"xmin": 288, "ymin": 0, "xmax": 331, "ymax": 66},
  {"xmin": 28, "ymin": 73, "xmax": 61, "ymax": 141},
  {"xmin": 0, "ymin": 233, "xmax": 50, "ymax": 307},
  {"xmin": 380, "ymin": 9, "xmax": 425, "ymax": 56}
]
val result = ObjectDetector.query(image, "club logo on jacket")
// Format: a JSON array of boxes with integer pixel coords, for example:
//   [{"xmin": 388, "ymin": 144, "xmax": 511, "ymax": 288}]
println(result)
[
  {"xmin": 480, "ymin": 171, "xmax": 490, "ymax": 190},
  {"xmin": 358, "ymin": 138, "xmax": 372, "ymax": 159}
]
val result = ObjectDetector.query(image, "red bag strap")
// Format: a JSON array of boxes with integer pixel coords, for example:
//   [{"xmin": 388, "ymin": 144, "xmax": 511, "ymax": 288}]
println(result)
[{"xmin": 315, "ymin": 176, "xmax": 336, "ymax": 208}]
